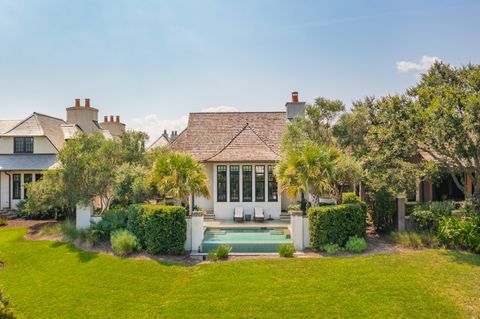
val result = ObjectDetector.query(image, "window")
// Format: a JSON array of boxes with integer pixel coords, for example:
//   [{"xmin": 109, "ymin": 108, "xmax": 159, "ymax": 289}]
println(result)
[
  {"xmin": 13, "ymin": 174, "xmax": 21, "ymax": 199},
  {"xmin": 255, "ymin": 165, "xmax": 265, "ymax": 202},
  {"xmin": 242, "ymin": 165, "xmax": 252, "ymax": 202},
  {"xmin": 23, "ymin": 174, "xmax": 32, "ymax": 199},
  {"xmin": 230, "ymin": 165, "xmax": 240, "ymax": 202},
  {"xmin": 35, "ymin": 174, "xmax": 43, "ymax": 181},
  {"xmin": 268, "ymin": 165, "xmax": 278, "ymax": 202},
  {"xmin": 14, "ymin": 137, "xmax": 34, "ymax": 153},
  {"xmin": 217, "ymin": 165, "xmax": 227, "ymax": 202}
]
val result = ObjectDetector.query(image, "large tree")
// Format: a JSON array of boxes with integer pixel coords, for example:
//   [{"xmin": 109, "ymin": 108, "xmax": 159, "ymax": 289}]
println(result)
[{"xmin": 407, "ymin": 62, "xmax": 480, "ymax": 200}]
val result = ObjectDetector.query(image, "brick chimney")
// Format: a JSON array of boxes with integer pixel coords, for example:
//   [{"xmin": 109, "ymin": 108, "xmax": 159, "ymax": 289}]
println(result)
[
  {"xmin": 104, "ymin": 116, "xmax": 108, "ymax": 122},
  {"xmin": 101, "ymin": 114, "xmax": 126, "ymax": 138},
  {"xmin": 116, "ymin": 116, "xmax": 120, "ymax": 123},
  {"xmin": 292, "ymin": 91, "xmax": 299, "ymax": 103},
  {"xmin": 75, "ymin": 99, "xmax": 81, "ymax": 107},
  {"xmin": 66, "ymin": 98, "xmax": 99, "ymax": 132},
  {"xmin": 85, "ymin": 98, "xmax": 90, "ymax": 108},
  {"xmin": 110, "ymin": 115, "xmax": 114, "ymax": 122}
]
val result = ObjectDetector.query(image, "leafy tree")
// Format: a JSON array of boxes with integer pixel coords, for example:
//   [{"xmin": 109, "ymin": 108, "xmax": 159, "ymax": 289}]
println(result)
[
  {"xmin": 282, "ymin": 97, "xmax": 345, "ymax": 152},
  {"xmin": 150, "ymin": 151, "xmax": 210, "ymax": 206},
  {"xmin": 113, "ymin": 163, "xmax": 152, "ymax": 206},
  {"xmin": 407, "ymin": 62, "xmax": 480, "ymax": 201},
  {"xmin": 119, "ymin": 131, "xmax": 149, "ymax": 164}
]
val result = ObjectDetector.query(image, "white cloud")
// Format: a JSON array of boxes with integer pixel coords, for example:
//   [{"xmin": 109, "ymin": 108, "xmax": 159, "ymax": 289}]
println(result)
[
  {"xmin": 396, "ymin": 55, "xmax": 442, "ymax": 73},
  {"xmin": 128, "ymin": 105, "xmax": 238, "ymax": 144}
]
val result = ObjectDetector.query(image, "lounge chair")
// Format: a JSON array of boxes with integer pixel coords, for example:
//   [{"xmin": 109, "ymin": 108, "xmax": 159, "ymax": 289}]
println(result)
[
  {"xmin": 254, "ymin": 207, "xmax": 265, "ymax": 222},
  {"xmin": 234, "ymin": 207, "xmax": 244, "ymax": 222}
]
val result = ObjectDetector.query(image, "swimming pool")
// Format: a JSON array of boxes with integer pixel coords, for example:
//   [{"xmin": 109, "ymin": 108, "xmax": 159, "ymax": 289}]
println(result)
[{"xmin": 202, "ymin": 227, "xmax": 292, "ymax": 253}]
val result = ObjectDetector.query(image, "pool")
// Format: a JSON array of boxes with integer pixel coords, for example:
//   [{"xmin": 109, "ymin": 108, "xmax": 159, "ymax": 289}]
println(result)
[{"xmin": 202, "ymin": 227, "xmax": 292, "ymax": 253}]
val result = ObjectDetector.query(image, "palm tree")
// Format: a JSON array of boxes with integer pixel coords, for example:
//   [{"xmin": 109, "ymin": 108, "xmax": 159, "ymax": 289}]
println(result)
[
  {"xmin": 150, "ymin": 151, "xmax": 210, "ymax": 208},
  {"xmin": 276, "ymin": 141, "xmax": 339, "ymax": 209}
]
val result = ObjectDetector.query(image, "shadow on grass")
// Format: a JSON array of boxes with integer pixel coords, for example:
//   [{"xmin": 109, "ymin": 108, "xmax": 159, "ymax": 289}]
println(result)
[
  {"xmin": 441, "ymin": 250, "xmax": 480, "ymax": 266},
  {"xmin": 50, "ymin": 241, "xmax": 99, "ymax": 263}
]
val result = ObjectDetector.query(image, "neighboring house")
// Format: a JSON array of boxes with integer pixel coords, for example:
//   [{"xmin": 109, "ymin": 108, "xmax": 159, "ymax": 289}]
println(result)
[
  {"xmin": 0, "ymin": 99, "xmax": 126, "ymax": 210},
  {"xmin": 148, "ymin": 130, "xmax": 178, "ymax": 151},
  {"xmin": 170, "ymin": 92, "xmax": 306, "ymax": 219}
]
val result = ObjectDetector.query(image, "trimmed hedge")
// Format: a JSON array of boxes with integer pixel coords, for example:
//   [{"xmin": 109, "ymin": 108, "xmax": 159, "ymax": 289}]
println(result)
[
  {"xmin": 128, "ymin": 205, "xmax": 187, "ymax": 255},
  {"xmin": 309, "ymin": 195, "xmax": 366, "ymax": 249}
]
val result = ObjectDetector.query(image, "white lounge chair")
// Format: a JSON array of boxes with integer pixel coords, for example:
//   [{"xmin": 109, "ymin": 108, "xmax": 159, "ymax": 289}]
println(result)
[
  {"xmin": 254, "ymin": 207, "xmax": 265, "ymax": 222},
  {"xmin": 234, "ymin": 207, "xmax": 244, "ymax": 222}
]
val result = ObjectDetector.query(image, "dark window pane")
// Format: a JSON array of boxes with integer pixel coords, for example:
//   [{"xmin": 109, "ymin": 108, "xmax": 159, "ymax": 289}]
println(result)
[
  {"xmin": 230, "ymin": 165, "xmax": 240, "ymax": 202},
  {"xmin": 13, "ymin": 174, "xmax": 21, "ymax": 199},
  {"xmin": 35, "ymin": 174, "xmax": 43, "ymax": 181},
  {"xmin": 255, "ymin": 165, "xmax": 265, "ymax": 202},
  {"xmin": 242, "ymin": 165, "xmax": 252, "ymax": 202},
  {"xmin": 14, "ymin": 137, "xmax": 34, "ymax": 153},
  {"xmin": 23, "ymin": 174, "xmax": 32, "ymax": 199},
  {"xmin": 217, "ymin": 165, "xmax": 227, "ymax": 202},
  {"xmin": 268, "ymin": 165, "xmax": 278, "ymax": 202}
]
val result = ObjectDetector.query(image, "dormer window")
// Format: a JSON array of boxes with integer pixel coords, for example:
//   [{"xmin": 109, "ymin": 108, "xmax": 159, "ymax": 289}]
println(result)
[{"xmin": 14, "ymin": 137, "xmax": 34, "ymax": 153}]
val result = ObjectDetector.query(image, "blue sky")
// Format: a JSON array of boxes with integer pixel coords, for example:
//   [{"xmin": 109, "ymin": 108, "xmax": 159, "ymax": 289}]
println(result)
[{"xmin": 1, "ymin": 0, "xmax": 479, "ymax": 141}]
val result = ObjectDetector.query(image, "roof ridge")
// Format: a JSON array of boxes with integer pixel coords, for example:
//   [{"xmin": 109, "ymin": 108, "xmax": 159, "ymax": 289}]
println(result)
[
  {"xmin": 204, "ymin": 122, "xmax": 278, "ymax": 161},
  {"xmin": 32, "ymin": 113, "xmax": 45, "ymax": 136},
  {"xmin": 33, "ymin": 112, "xmax": 66, "ymax": 123},
  {"xmin": 190, "ymin": 111, "xmax": 286, "ymax": 115},
  {"xmin": 2, "ymin": 114, "xmax": 36, "ymax": 135}
]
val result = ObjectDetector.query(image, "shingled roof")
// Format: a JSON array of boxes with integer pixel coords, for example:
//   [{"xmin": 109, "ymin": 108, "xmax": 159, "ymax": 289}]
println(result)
[
  {"xmin": 170, "ymin": 112, "xmax": 288, "ymax": 162},
  {"xmin": 1, "ymin": 113, "xmax": 67, "ymax": 150}
]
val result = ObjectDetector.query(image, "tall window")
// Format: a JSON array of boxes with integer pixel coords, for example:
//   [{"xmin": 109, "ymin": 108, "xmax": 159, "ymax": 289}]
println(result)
[
  {"xmin": 230, "ymin": 165, "xmax": 240, "ymax": 202},
  {"xmin": 268, "ymin": 165, "xmax": 278, "ymax": 202},
  {"xmin": 23, "ymin": 174, "xmax": 32, "ymax": 199},
  {"xmin": 13, "ymin": 174, "xmax": 21, "ymax": 199},
  {"xmin": 255, "ymin": 165, "xmax": 265, "ymax": 202},
  {"xmin": 14, "ymin": 137, "xmax": 34, "ymax": 153},
  {"xmin": 242, "ymin": 165, "xmax": 252, "ymax": 202},
  {"xmin": 217, "ymin": 165, "xmax": 227, "ymax": 202}
]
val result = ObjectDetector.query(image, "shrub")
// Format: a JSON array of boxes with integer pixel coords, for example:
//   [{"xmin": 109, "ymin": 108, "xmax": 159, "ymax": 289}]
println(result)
[
  {"xmin": 89, "ymin": 208, "xmax": 131, "ymax": 241},
  {"xmin": 0, "ymin": 289, "xmax": 15, "ymax": 319},
  {"xmin": 129, "ymin": 205, "xmax": 187, "ymax": 255},
  {"xmin": 411, "ymin": 210, "xmax": 436, "ymax": 232},
  {"xmin": 437, "ymin": 216, "xmax": 480, "ymax": 253},
  {"xmin": 208, "ymin": 245, "xmax": 231, "ymax": 261},
  {"xmin": 309, "ymin": 201, "xmax": 366, "ymax": 249},
  {"xmin": 0, "ymin": 217, "xmax": 7, "ymax": 227},
  {"xmin": 345, "ymin": 236, "xmax": 368, "ymax": 253},
  {"xmin": 341, "ymin": 192, "xmax": 359, "ymax": 204},
  {"xmin": 39, "ymin": 223, "xmax": 62, "ymax": 236},
  {"xmin": 322, "ymin": 243, "xmax": 341, "ymax": 255},
  {"xmin": 15, "ymin": 199, "xmax": 64, "ymax": 220},
  {"xmin": 278, "ymin": 244, "xmax": 295, "ymax": 257},
  {"xmin": 110, "ymin": 229, "xmax": 140, "ymax": 257},
  {"xmin": 428, "ymin": 201, "xmax": 454, "ymax": 217},
  {"xmin": 287, "ymin": 204, "xmax": 301, "ymax": 212}
]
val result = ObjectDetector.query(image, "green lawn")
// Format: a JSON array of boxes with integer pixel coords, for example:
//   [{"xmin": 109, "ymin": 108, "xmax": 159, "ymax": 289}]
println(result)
[{"xmin": 1, "ymin": 228, "xmax": 479, "ymax": 318}]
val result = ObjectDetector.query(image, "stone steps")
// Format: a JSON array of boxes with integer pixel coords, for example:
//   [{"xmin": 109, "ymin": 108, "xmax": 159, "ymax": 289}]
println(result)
[
  {"xmin": 280, "ymin": 211, "xmax": 291, "ymax": 221},
  {"xmin": 204, "ymin": 210, "xmax": 215, "ymax": 220},
  {"xmin": 0, "ymin": 210, "xmax": 17, "ymax": 220}
]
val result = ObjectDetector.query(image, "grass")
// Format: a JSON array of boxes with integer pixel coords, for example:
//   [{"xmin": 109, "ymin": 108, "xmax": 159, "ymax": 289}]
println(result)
[
  {"xmin": 390, "ymin": 231, "xmax": 441, "ymax": 249},
  {"xmin": 1, "ymin": 227, "xmax": 480, "ymax": 318}
]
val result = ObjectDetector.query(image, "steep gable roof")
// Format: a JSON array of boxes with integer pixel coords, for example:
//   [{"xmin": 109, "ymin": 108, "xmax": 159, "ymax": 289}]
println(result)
[
  {"xmin": 0, "ymin": 120, "xmax": 22, "ymax": 134},
  {"xmin": 2, "ymin": 113, "xmax": 67, "ymax": 150},
  {"xmin": 170, "ymin": 112, "xmax": 288, "ymax": 162}
]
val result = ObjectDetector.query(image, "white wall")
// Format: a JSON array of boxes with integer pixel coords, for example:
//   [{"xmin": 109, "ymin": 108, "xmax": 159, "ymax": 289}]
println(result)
[
  {"xmin": 211, "ymin": 163, "xmax": 282, "ymax": 220},
  {"xmin": 194, "ymin": 163, "xmax": 214, "ymax": 211},
  {"xmin": 0, "ymin": 171, "xmax": 43, "ymax": 210},
  {"xmin": 0, "ymin": 136, "xmax": 57, "ymax": 154},
  {"xmin": 0, "ymin": 172, "xmax": 9, "ymax": 209}
]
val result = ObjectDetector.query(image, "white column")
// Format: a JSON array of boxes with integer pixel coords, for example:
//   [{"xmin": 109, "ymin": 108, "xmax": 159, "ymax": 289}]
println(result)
[
  {"xmin": 191, "ymin": 211, "xmax": 204, "ymax": 253},
  {"xmin": 303, "ymin": 216, "xmax": 310, "ymax": 249},
  {"xmin": 76, "ymin": 203, "xmax": 92, "ymax": 229},
  {"xmin": 184, "ymin": 217, "xmax": 192, "ymax": 251},
  {"xmin": 290, "ymin": 211, "xmax": 304, "ymax": 251}
]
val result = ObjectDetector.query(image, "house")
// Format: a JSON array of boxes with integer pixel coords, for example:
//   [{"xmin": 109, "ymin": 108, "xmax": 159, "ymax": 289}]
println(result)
[
  {"xmin": 0, "ymin": 99, "xmax": 126, "ymax": 210},
  {"xmin": 170, "ymin": 92, "xmax": 306, "ymax": 219},
  {"xmin": 147, "ymin": 130, "xmax": 178, "ymax": 151}
]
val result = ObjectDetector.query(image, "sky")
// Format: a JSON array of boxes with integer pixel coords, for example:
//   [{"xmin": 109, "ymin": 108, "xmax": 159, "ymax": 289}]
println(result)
[{"xmin": 1, "ymin": 0, "xmax": 480, "ymax": 142}]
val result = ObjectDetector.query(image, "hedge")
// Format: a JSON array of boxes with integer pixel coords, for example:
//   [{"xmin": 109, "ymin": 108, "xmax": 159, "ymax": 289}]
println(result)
[
  {"xmin": 128, "ymin": 205, "xmax": 187, "ymax": 255},
  {"xmin": 308, "ymin": 195, "xmax": 367, "ymax": 249}
]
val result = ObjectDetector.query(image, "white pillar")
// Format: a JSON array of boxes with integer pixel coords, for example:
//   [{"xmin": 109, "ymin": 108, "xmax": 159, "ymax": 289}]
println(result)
[
  {"xmin": 191, "ymin": 211, "xmax": 204, "ymax": 253},
  {"xmin": 76, "ymin": 203, "xmax": 92, "ymax": 229},
  {"xmin": 184, "ymin": 217, "xmax": 192, "ymax": 251},
  {"xmin": 290, "ymin": 211, "xmax": 304, "ymax": 251},
  {"xmin": 397, "ymin": 195, "xmax": 406, "ymax": 232}
]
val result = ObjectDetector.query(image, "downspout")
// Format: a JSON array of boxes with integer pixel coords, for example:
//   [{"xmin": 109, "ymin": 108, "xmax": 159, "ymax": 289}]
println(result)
[{"xmin": 5, "ymin": 172, "xmax": 11, "ymax": 210}]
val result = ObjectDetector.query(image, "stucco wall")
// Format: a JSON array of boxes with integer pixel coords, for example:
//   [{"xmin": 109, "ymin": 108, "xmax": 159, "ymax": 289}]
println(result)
[
  {"xmin": 194, "ymin": 163, "xmax": 214, "ymax": 211},
  {"xmin": 0, "ymin": 172, "xmax": 9, "ymax": 209},
  {"xmin": 0, "ymin": 136, "xmax": 57, "ymax": 154},
  {"xmin": 0, "ymin": 171, "xmax": 43, "ymax": 210}
]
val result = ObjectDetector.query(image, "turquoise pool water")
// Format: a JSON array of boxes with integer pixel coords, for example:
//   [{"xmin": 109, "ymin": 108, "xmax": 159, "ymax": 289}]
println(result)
[{"xmin": 202, "ymin": 227, "xmax": 292, "ymax": 253}]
